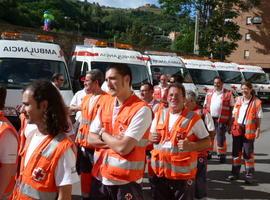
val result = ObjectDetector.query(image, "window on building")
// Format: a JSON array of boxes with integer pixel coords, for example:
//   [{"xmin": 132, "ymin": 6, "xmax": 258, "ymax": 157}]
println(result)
[
  {"xmin": 246, "ymin": 17, "xmax": 252, "ymax": 25},
  {"xmin": 245, "ymin": 33, "xmax": 251, "ymax": 41},
  {"xmin": 244, "ymin": 50, "xmax": 250, "ymax": 59}
]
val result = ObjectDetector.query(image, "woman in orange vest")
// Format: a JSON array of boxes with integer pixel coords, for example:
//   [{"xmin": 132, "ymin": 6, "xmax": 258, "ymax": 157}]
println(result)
[
  {"xmin": 0, "ymin": 86, "xmax": 19, "ymax": 200},
  {"xmin": 11, "ymin": 80, "xmax": 79, "ymax": 200},
  {"xmin": 228, "ymin": 81, "xmax": 262, "ymax": 184},
  {"xmin": 150, "ymin": 83, "xmax": 211, "ymax": 200}
]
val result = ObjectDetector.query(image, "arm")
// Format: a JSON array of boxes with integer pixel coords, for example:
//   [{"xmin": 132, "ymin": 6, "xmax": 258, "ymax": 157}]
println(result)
[
  {"xmin": 255, "ymin": 118, "xmax": 261, "ymax": 139},
  {"xmin": 58, "ymin": 185, "xmax": 72, "ymax": 200},
  {"xmin": 69, "ymin": 105, "xmax": 81, "ymax": 113},
  {"xmin": 88, "ymin": 132, "xmax": 108, "ymax": 149},
  {"xmin": 0, "ymin": 163, "xmax": 17, "ymax": 198},
  {"xmin": 101, "ymin": 106, "xmax": 152, "ymax": 156}
]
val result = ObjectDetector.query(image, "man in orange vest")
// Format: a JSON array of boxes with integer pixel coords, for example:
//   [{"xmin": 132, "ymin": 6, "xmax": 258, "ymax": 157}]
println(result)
[
  {"xmin": 153, "ymin": 74, "xmax": 169, "ymax": 102},
  {"xmin": 0, "ymin": 86, "xmax": 19, "ymax": 200},
  {"xmin": 228, "ymin": 82, "xmax": 262, "ymax": 184},
  {"xmin": 88, "ymin": 63, "xmax": 152, "ymax": 200},
  {"xmin": 150, "ymin": 83, "xmax": 211, "ymax": 200},
  {"xmin": 186, "ymin": 90, "xmax": 215, "ymax": 200},
  {"xmin": 12, "ymin": 80, "xmax": 79, "ymax": 200},
  {"xmin": 204, "ymin": 76, "xmax": 234, "ymax": 163},
  {"xmin": 75, "ymin": 69, "xmax": 107, "ymax": 200}
]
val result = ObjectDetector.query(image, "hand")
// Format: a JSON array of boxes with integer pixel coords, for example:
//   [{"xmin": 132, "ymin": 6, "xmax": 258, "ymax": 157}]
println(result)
[
  {"xmin": 115, "ymin": 132, "xmax": 124, "ymax": 140},
  {"xmin": 150, "ymin": 132, "xmax": 161, "ymax": 144},
  {"xmin": 255, "ymin": 128, "xmax": 260, "ymax": 139},
  {"xmin": 177, "ymin": 138, "xmax": 193, "ymax": 152}
]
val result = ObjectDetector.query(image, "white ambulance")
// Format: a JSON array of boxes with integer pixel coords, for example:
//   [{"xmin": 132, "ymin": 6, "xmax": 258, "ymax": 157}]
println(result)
[
  {"xmin": 182, "ymin": 58, "xmax": 219, "ymax": 102},
  {"xmin": 213, "ymin": 62, "xmax": 243, "ymax": 95},
  {"xmin": 238, "ymin": 64, "xmax": 270, "ymax": 100},
  {"xmin": 69, "ymin": 39, "xmax": 151, "ymax": 96},
  {"xmin": 143, "ymin": 51, "xmax": 198, "ymax": 94},
  {"xmin": 0, "ymin": 32, "xmax": 73, "ymax": 129}
]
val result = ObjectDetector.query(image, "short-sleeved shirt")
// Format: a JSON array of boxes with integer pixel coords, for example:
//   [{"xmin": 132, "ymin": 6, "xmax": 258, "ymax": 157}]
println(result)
[
  {"xmin": 90, "ymin": 100, "xmax": 152, "ymax": 185},
  {"xmin": 24, "ymin": 130, "xmax": 79, "ymax": 186},
  {"xmin": 0, "ymin": 129, "xmax": 18, "ymax": 164},
  {"xmin": 150, "ymin": 109, "xmax": 209, "ymax": 139},
  {"xmin": 70, "ymin": 89, "xmax": 87, "ymax": 121}
]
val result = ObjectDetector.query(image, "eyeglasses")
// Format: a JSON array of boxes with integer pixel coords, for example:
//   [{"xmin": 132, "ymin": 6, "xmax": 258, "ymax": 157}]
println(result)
[{"xmin": 59, "ymin": 79, "xmax": 64, "ymax": 82}]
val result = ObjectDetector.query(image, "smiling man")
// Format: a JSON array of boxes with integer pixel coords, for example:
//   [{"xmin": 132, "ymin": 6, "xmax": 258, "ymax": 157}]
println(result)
[{"xmin": 88, "ymin": 63, "xmax": 152, "ymax": 200}]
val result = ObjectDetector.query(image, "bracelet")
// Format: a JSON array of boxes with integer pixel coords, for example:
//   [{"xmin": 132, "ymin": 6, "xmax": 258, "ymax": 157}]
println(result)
[{"xmin": 99, "ymin": 130, "xmax": 104, "ymax": 142}]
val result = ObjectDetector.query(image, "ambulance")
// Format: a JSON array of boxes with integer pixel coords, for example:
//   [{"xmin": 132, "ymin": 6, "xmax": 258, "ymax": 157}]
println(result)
[
  {"xmin": 69, "ymin": 39, "xmax": 151, "ymax": 95},
  {"xmin": 182, "ymin": 58, "xmax": 219, "ymax": 102},
  {"xmin": 143, "ymin": 51, "xmax": 197, "ymax": 94},
  {"xmin": 0, "ymin": 32, "xmax": 73, "ymax": 129},
  {"xmin": 238, "ymin": 64, "xmax": 270, "ymax": 100},
  {"xmin": 213, "ymin": 62, "xmax": 243, "ymax": 95}
]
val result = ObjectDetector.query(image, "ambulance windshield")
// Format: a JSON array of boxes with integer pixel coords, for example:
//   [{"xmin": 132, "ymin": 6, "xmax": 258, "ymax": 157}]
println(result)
[
  {"xmin": 0, "ymin": 58, "xmax": 71, "ymax": 89},
  {"xmin": 217, "ymin": 70, "xmax": 243, "ymax": 83},
  {"xmin": 151, "ymin": 65, "xmax": 193, "ymax": 85},
  {"xmin": 91, "ymin": 61, "xmax": 151, "ymax": 90},
  {"xmin": 242, "ymin": 72, "xmax": 268, "ymax": 84},
  {"xmin": 188, "ymin": 68, "xmax": 218, "ymax": 85}
]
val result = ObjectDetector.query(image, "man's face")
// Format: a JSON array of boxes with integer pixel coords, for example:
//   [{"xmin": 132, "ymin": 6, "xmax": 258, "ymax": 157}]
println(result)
[
  {"xmin": 84, "ymin": 74, "xmax": 96, "ymax": 94},
  {"xmin": 160, "ymin": 75, "xmax": 168, "ymax": 86},
  {"xmin": 167, "ymin": 86, "xmax": 185, "ymax": 112},
  {"xmin": 185, "ymin": 98, "xmax": 196, "ymax": 110},
  {"xmin": 214, "ymin": 78, "xmax": 223, "ymax": 91},
  {"xmin": 21, "ymin": 90, "xmax": 46, "ymax": 125},
  {"xmin": 106, "ymin": 68, "xmax": 129, "ymax": 97},
  {"xmin": 140, "ymin": 85, "xmax": 153, "ymax": 102},
  {"xmin": 54, "ymin": 75, "xmax": 64, "ymax": 88},
  {"xmin": 241, "ymin": 85, "xmax": 252, "ymax": 98}
]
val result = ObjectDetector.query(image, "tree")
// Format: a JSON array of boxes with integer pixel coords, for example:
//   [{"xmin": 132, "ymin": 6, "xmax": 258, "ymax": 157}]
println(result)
[{"xmin": 159, "ymin": 0, "xmax": 261, "ymax": 60}]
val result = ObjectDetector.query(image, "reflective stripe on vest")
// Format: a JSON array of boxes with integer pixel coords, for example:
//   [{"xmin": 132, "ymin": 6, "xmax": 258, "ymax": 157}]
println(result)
[
  {"xmin": 18, "ymin": 182, "xmax": 57, "ymax": 200},
  {"xmin": 154, "ymin": 142, "xmax": 188, "ymax": 153},
  {"xmin": 151, "ymin": 160, "xmax": 197, "ymax": 174},
  {"xmin": 80, "ymin": 118, "xmax": 92, "ymax": 125},
  {"xmin": 41, "ymin": 134, "xmax": 66, "ymax": 158},
  {"xmin": 104, "ymin": 156, "xmax": 145, "ymax": 171}
]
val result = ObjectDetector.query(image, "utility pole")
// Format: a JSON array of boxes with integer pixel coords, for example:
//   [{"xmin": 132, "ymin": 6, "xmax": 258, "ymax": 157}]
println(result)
[{"xmin": 194, "ymin": 10, "xmax": 199, "ymax": 55}]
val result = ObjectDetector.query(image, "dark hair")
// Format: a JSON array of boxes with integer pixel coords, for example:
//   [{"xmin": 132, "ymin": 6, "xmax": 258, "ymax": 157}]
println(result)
[
  {"xmin": 106, "ymin": 63, "xmax": 132, "ymax": 86},
  {"xmin": 24, "ymin": 80, "xmax": 69, "ymax": 136},
  {"xmin": 241, "ymin": 81, "xmax": 255, "ymax": 96},
  {"xmin": 213, "ymin": 76, "xmax": 223, "ymax": 83},
  {"xmin": 186, "ymin": 90, "xmax": 197, "ymax": 102},
  {"xmin": 168, "ymin": 83, "xmax": 186, "ymax": 98},
  {"xmin": 86, "ymin": 69, "xmax": 104, "ymax": 87},
  {"xmin": 141, "ymin": 82, "xmax": 154, "ymax": 91},
  {"xmin": 51, "ymin": 73, "xmax": 64, "ymax": 82},
  {"xmin": 0, "ymin": 86, "xmax": 7, "ymax": 110},
  {"xmin": 170, "ymin": 74, "xmax": 184, "ymax": 84}
]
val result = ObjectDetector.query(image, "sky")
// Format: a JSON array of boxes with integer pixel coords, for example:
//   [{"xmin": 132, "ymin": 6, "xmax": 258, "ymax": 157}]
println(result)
[{"xmin": 86, "ymin": 0, "xmax": 160, "ymax": 9}]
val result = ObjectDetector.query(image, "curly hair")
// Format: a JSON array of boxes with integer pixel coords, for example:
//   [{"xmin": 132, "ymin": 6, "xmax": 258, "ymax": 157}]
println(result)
[{"xmin": 24, "ymin": 80, "xmax": 69, "ymax": 136}]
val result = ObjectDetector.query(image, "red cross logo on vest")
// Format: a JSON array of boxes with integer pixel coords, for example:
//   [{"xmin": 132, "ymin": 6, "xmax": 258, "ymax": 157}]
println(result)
[
  {"xmin": 125, "ymin": 193, "xmax": 133, "ymax": 200},
  {"xmin": 32, "ymin": 167, "xmax": 46, "ymax": 182}
]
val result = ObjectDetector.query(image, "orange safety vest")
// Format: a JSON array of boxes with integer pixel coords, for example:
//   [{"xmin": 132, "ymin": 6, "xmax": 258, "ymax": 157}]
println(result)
[
  {"xmin": 153, "ymin": 85, "xmax": 168, "ymax": 101},
  {"xmin": 12, "ymin": 133, "xmax": 74, "ymax": 200},
  {"xmin": 93, "ymin": 94, "xmax": 150, "ymax": 183},
  {"xmin": 0, "ymin": 112, "xmax": 19, "ymax": 198},
  {"xmin": 205, "ymin": 88, "xmax": 232, "ymax": 124},
  {"xmin": 151, "ymin": 107, "xmax": 200, "ymax": 180},
  {"xmin": 75, "ymin": 93, "xmax": 107, "ymax": 148},
  {"xmin": 232, "ymin": 96, "xmax": 261, "ymax": 140}
]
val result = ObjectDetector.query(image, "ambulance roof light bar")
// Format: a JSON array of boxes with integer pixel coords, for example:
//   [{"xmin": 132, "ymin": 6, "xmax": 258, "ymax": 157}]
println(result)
[
  {"xmin": 144, "ymin": 50, "xmax": 177, "ymax": 56},
  {"xmin": 84, "ymin": 38, "xmax": 133, "ymax": 50},
  {"xmin": 1, "ymin": 32, "xmax": 54, "ymax": 43}
]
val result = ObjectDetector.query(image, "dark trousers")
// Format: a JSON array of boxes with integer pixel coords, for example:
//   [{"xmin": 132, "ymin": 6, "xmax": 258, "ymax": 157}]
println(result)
[
  {"xmin": 151, "ymin": 176, "xmax": 194, "ymax": 200},
  {"xmin": 214, "ymin": 121, "xmax": 227, "ymax": 156},
  {"xmin": 195, "ymin": 156, "xmax": 207, "ymax": 199},
  {"xmin": 90, "ymin": 177, "xmax": 144, "ymax": 200},
  {"xmin": 76, "ymin": 146, "xmax": 94, "ymax": 174},
  {"xmin": 232, "ymin": 134, "xmax": 255, "ymax": 176}
]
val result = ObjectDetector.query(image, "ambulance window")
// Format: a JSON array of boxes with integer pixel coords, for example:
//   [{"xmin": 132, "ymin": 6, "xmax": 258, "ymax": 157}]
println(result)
[
  {"xmin": 82, "ymin": 62, "xmax": 89, "ymax": 75},
  {"xmin": 188, "ymin": 68, "xmax": 218, "ymax": 85},
  {"xmin": 242, "ymin": 72, "xmax": 268, "ymax": 84},
  {"xmin": 74, "ymin": 61, "xmax": 83, "ymax": 80}
]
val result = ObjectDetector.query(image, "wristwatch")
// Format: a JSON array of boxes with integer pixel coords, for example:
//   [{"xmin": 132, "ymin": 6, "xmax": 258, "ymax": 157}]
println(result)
[{"xmin": 98, "ymin": 129, "xmax": 104, "ymax": 142}]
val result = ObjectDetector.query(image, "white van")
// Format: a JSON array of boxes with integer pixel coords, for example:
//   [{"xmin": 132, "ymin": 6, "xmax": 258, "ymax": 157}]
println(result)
[
  {"xmin": 143, "ymin": 51, "xmax": 197, "ymax": 93},
  {"xmin": 238, "ymin": 64, "xmax": 270, "ymax": 100},
  {"xmin": 69, "ymin": 40, "xmax": 151, "ymax": 96},
  {"xmin": 0, "ymin": 32, "xmax": 73, "ymax": 129},
  {"xmin": 213, "ymin": 62, "xmax": 243, "ymax": 95},
  {"xmin": 182, "ymin": 59, "xmax": 219, "ymax": 102}
]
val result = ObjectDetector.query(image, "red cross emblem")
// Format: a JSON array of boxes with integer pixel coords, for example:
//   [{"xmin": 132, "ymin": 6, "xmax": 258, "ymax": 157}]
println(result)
[
  {"xmin": 203, "ymin": 87, "xmax": 209, "ymax": 93},
  {"xmin": 119, "ymin": 124, "xmax": 125, "ymax": 134},
  {"xmin": 231, "ymin": 85, "xmax": 237, "ymax": 91},
  {"xmin": 32, "ymin": 167, "xmax": 46, "ymax": 182},
  {"xmin": 125, "ymin": 193, "xmax": 133, "ymax": 200}
]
